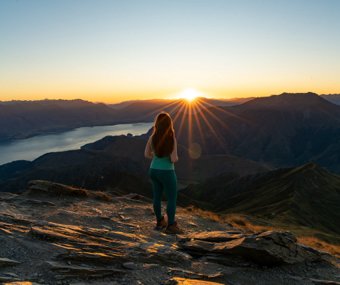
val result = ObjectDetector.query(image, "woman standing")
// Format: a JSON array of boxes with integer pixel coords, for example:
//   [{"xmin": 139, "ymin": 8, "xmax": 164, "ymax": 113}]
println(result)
[{"xmin": 144, "ymin": 112, "xmax": 183, "ymax": 234}]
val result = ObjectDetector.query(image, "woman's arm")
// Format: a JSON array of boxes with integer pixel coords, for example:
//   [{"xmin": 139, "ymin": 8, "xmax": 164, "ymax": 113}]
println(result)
[
  {"xmin": 144, "ymin": 136, "xmax": 153, "ymax": 159},
  {"xmin": 170, "ymin": 136, "xmax": 179, "ymax": 163}
]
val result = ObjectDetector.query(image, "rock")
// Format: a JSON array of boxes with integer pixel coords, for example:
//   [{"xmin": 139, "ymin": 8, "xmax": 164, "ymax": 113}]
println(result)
[
  {"xmin": 122, "ymin": 262, "xmax": 139, "ymax": 270},
  {"xmin": 0, "ymin": 257, "xmax": 21, "ymax": 267},
  {"xmin": 91, "ymin": 207, "xmax": 102, "ymax": 215},
  {"xmin": 46, "ymin": 261, "xmax": 126, "ymax": 279},
  {"xmin": 15, "ymin": 198, "xmax": 56, "ymax": 207},
  {"xmin": 168, "ymin": 267, "xmax": 223, "ymax": 279},
  {"xmin": 57, "ymin": 251, "xmax": 128, "ymax": 265},
  {"xmin": 310, "ymin": 279, "xmax": 340, "ymax": 285},
  {"xmin": 138, "ymin": 242, "xmax": 192, "ymax": 266},
  {"xmin": 121, "ymin": 193, "xmax": 150, "ymax": 202},
  {"xmin": 0, "ymin": 192, "xmax": 19, "ymax": 200},
  {"xmin": 4, "ymin": 281, "xmax": 42, "ymax": 285},
  {"xmin": 166, "ymin": 277, "xmax": 226, "ymax": 285},
  {"xmin": 142, "ymin": 263, "xmax": 159, "ymax": 269},
  {"xmin": 180, "ymin": 231, "xmax": 244, "ymax": 243},
  {"xmin": 27, "ymin": 180, "xmax": 112, "ymax": 202},
  {"xmin": 0, "ymin": 275, "xmax": 21, "ymax": 282},
  {"xmin": 178, "ymin": 230, "xmax": 330, "ymax": 266}
]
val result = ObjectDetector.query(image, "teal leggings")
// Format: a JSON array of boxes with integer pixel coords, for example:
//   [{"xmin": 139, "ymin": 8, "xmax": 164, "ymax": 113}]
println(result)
[{"xmin": 148, "ymin": 168, "xmax": 177, "ymax": 225}]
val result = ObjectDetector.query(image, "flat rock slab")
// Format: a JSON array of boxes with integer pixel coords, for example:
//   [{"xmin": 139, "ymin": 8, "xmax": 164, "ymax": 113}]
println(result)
[
  {"xmin": 181, "ymin": 231, "xmax": 244, "ymax": 242},
  {"xmin": 167, "ymin": 277, "xmax": 226, "ymax": 285},
  {"xmin": 168, "ymin": 267, "xmax": 223, "ymax": 279},
  {"xmin": 310, "ymin": 279, "xmax": 340, "ymax": 285},
  {"xmin": 3, "ymin": 281, "xmax": 42, "ymax": 285},
  {"xmin": 137, "ymin": 242, "xmax": 192, "ymax": 266},
  {"xmin": 179, "ymin": 230, "xmax": 331, "ymax": 266},
  {"xmin": 0, "ymin": 258, "xmax": 21, "ymax": 267},
  {"xmin": 46, "ymin": 261, "xmax": 126, "ymax": 280}
]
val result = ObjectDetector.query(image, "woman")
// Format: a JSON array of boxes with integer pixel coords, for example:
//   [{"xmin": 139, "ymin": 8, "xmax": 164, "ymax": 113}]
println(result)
[{"xmin": 144, "ymin": 112, "xmax": 183, "ymax": 234}]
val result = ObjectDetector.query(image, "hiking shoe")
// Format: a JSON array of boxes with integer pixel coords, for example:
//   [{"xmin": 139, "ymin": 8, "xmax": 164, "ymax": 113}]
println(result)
[
  {"xmin": 154, "ymin": 216, "xmax": 167, "ymax": 230},
  {"xmin": 164, "ymin": 221, "xmax": 184, "ymax": 234}
]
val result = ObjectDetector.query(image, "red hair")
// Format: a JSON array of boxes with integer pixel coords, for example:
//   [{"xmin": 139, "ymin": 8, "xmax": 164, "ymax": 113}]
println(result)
[{"xmin": 151, "ymin": 112, "xmax": 175, "ymax": 157}]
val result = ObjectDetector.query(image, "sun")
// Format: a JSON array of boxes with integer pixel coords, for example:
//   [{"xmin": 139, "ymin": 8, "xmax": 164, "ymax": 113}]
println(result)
[{"xmin": 177, "ymin": 88, "xmax": 202, "ymax": 102}]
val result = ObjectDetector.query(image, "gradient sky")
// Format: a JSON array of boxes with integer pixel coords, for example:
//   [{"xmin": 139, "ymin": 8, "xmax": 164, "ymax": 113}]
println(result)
[{"xmin": 1, "ymin": 0, "xmax": 340, "ymax": 103}]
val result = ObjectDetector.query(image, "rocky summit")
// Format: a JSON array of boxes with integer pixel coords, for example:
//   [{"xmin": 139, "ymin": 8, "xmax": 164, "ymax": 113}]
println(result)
[{"xmin": 0, "ymin": 180, "xmax": 339, "ymax": 285}]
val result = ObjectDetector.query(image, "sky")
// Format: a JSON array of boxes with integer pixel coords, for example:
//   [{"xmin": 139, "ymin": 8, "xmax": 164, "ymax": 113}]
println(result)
[{"xmin": 1, "ymin": 0, "xmax": 340, "ymax": 103}]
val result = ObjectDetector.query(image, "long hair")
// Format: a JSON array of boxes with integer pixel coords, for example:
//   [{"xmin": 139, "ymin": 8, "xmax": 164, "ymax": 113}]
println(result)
[{"xmin": 151, "ymin": 112, "xmax": 175, "ymax": 157}]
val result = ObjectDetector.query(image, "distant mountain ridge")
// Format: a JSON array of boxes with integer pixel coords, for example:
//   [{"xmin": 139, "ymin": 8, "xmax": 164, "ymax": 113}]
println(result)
[
  {"xmin": 173, "ymin": 92, "xmax": 340, "ymax": 172},
  {"xmin": 321, "ymin": 94, "xmax": 340, "ymax": 105},
  {"xmin": 0, "ymin": 99, "xmax": 119, "ymax": 142},
  {"xmin": 0, "ymin": 97, "xmax": 250, "ymax": 142}
]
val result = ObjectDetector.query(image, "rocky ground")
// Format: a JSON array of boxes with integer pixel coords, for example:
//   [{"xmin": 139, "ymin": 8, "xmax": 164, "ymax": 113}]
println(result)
[{"xmin": 0, "ymin": 180, "xmax": 339, "ymax": 285}]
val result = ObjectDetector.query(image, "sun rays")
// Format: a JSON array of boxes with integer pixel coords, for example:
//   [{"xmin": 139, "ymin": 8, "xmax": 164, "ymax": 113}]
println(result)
[
  {"xmin": 176, "ymin": 88, "xmax": 201, "ymax": 102},
  {"xmin": 145, "ymin": 90, "xmax": 252, "ymax": 157}
]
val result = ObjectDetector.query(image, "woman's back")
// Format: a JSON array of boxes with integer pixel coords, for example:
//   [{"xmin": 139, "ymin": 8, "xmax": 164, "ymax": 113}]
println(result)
[{"xmin": 150, "ymin": 147, "xmax": 174, "ymax": 170}]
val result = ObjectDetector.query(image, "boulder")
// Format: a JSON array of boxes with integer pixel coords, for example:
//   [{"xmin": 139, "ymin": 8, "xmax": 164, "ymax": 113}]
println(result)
[{"xmin": 178, "ymin": 230, "xmax": 331, "ymax": 266}]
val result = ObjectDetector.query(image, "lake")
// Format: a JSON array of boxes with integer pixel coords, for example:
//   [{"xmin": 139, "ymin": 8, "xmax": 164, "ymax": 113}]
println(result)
[{"xmin": 0, "ymin": 122, "xmax": 153, "ymax": 165}]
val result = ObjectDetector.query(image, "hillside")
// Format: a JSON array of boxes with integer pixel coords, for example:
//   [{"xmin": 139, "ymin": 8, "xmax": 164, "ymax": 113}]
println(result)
[
  {"xmin": 108, "ymin": 97, "xmax": 251, "ymax": 110},
  {"xmin": 321, "ymin": 94, "xmax": 340, "ymax": 105},
  {"xmin": 0, "ymin": 134, "xmax": 269, "ymax": 193},
  {"xmin": 0, "ymin": 180, "xmax": 338, "ymax": 284},
  {"xmin": 0, "ymin": 99, "xmax": 120, "ymax": 142},
  {"xmin": 174, "ymin": 92, "xmax": 340, "ymax": 172},
  {"xmin": 0, "ymin": 97, "xmax": 252, "ymax": 142},
  {"xmin": 108, "ymin": 97, "xmax": 247, "ymax": 124},
  {"xmin": 181, "ymin": 162, "xmax": 340, "ymax": 236}
]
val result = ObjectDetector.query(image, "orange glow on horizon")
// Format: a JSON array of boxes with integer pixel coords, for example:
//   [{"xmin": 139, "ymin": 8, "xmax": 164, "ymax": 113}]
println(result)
[{"xmin": 1, "ymin": 85, "xmax": 340, "ymax": 104}]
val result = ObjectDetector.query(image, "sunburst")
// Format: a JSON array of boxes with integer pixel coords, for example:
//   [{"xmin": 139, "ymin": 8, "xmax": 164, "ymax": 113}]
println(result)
[
  {"xmin": 150, "ymin": 91, "xmax": 244, "ymax": 158},
  {"xmin": 176, "ymin": 88, "xmax": 203, "ymax": 102}
]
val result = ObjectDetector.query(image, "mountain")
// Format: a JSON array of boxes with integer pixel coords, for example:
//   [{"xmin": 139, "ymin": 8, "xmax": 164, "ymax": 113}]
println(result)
[
  {"xmin": 0, "ymin": 97, "xmax": 253, "ymax": 142},
  {"xmin": 181, "ymin": 162, "xmax": 340, "ymax": 235},
  {"xmin": 0, "ymin": 134, "xmax": 269, "ymax": 193},
  {"xmin": 0, "ymin": 99, "xmax": 120, "ymax": 141},
  {"xmin": 109, "ymin": 97, "xmax": 252, "ymax": 110},
  {"xmin": 0, "ymin": 180, "xmax": 337, "ymax": 284},
  {"xmin": 321, "ymin": 94, "xmax": 340, "ymax": 105},
  {"xmin": 173, "ymin": 93, "xmax": 340, "ymax": 172},
  {"xmin": 108, "ymin": 97, "xmax": 248, "ymax": 123}
]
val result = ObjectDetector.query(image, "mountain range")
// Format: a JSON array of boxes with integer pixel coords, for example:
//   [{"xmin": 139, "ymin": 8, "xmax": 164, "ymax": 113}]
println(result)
[
  {"xmin": 321, "ymin": 94, "xmax": 340, "ymax": 105},
  {"xmin": 0, "ymin": 99, "xmax": 118, "ymax": 141},
  {"xmin": 172, "ymin": 92, "xmax": 340, "ymax": 172},
  {"xmin": 0, "ymin": 97, "xmax": 249, "ymax": 142},
  {"xmin": 1, "ymin": 93, "xmax": 339, "ymax": 144},
  {"xmin": 1, "ymin": 92, "xmax": 340, "ymax": 238}
]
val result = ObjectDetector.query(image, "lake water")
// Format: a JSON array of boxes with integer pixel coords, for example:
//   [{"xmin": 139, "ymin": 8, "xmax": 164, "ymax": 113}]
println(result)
[{"xmin": 0, "ymin": 122, "xmax": 153, "ymax": 165}]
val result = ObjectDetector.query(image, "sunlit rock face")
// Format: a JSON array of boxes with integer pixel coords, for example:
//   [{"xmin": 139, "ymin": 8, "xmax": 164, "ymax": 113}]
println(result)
[{"xmin": 0, "ymin": 180, "xmax": 338, "ymax": 284}]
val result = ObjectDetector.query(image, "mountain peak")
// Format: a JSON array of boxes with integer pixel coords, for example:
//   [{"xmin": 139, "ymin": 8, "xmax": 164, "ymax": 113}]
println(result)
[
  {"xmin": 283, "ymin": 162, "xmax": 328, "ymax": 178},
  {"xmin": 239, "ymin": 92, "xmax": 335, "ymax": 110}
]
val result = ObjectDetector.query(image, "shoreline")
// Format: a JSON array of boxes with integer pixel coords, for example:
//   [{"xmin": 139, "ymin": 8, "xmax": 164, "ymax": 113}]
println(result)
[
  {"xmin": 0, "ymin": 120, "xmax": 152, "ymax": 145},
  {"xmin": 0, "ymin": 121, "xmax": 153, "ymax": 166}
]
